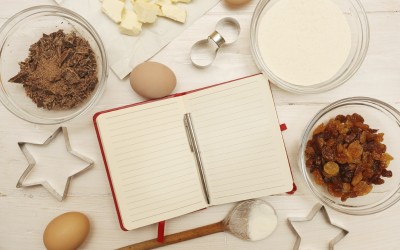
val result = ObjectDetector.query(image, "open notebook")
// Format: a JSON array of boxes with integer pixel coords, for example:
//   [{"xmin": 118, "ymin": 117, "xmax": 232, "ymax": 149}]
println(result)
[{"xmin": 94, "ymin": 75, "xmax": 294, "ymax": 230}]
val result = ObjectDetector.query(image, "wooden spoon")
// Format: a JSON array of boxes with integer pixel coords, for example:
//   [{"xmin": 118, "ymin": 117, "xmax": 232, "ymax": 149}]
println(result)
[
  {"xmin": 117, "ymin": 221, "xmax": 224, "ymax": 250},
  {"xmin": 117, "ymin": 199, "xmax": 277, "ymax": 250}
]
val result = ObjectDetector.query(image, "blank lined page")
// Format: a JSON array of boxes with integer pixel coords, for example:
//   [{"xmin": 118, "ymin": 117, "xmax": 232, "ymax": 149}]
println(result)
[
  {"xmin": 96, "ymin": 98, "xmax": 207, "ymax": 230},
  {"xmin": 185, "ymin": 75, "xmax": 293, "ymax": 205}
]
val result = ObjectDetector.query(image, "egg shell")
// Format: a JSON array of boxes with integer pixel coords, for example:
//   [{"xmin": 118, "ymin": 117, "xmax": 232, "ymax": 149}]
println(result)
[
  {"xmin": 224, "ymin": 0, "xmax": 252, "ymax": 5},
  {"xmin": 43, "ymin": 212, "xmax": 90, "ymax": 250},
  {"xmin": 130, "ymin": 61, "xmax": 177, "ymax": 99}
]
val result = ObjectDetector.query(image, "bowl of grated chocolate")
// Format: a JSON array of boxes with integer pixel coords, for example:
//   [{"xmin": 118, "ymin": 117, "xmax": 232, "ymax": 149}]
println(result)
[
  {"xmin": 0, "ymin": 5, "xmax": 108, "ymax": 124},
  {"xmin": 299, "ymin": 97, "xmax": 400, "ymax": 215}
]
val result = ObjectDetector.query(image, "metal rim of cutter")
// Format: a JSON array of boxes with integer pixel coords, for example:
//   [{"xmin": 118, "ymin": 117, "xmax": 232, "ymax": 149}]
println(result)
[
  {"xmin": 190, "ymin": 17, "xmax": 241, "ymax": 68},
  {"xmin": 288, "ymin": 203, "xmax": 349, "ymax": 250},
  {"xmin": 16, "ymin": 127, "xmax": 94, "ymax": 201}
]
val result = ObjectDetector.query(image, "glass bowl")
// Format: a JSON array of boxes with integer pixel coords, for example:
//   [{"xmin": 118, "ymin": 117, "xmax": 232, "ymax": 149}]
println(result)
[
  {"xmin": 299, "ymin": 97, "xmax": 400, "ymax": 215},
  {"xmin": 250, "ymin": 0, "xmax": 369, "ymax": 94},
  {"xmin": 0, "ymin": 5, "xmax": 108, "ymax": 124}
]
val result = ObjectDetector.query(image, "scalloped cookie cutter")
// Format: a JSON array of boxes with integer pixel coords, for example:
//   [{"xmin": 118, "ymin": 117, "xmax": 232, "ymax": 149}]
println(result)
[
  {"xmin": 16, "ymin": 127, "xmax": 94, "ymax": 201},
  {"xmin": 190, "ymin": 17, "xmax": 240, "ymax": 68},
  {"xmin": 288, "ymin": 203, "xmax": 349, "ymax": 250}
]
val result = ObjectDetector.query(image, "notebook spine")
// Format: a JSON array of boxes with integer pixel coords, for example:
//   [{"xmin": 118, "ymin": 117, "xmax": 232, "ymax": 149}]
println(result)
[{"xmin": 183, "ymin": 113, "xmax": 210, "ymax": 204}]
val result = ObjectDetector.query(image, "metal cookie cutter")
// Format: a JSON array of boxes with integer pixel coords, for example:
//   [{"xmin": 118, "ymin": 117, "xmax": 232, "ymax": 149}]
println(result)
[
  {"xmin": 16, "ymin": 127, "xmax": 94, "ymax": 201},
  {"xmin": 288, "ymin": 203, "xmax": 349, "ymax": 250},
  {"xmin": 190, "ymin": 17, "xmax": 240, "ymax": 68}
]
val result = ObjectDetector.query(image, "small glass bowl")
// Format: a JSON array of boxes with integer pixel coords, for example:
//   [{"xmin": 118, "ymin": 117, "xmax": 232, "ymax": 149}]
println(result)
[
  {"xmin": 299, "ymin": 97, "xmax": 400, "ymax": 215},
  {"xmin": 250, "ymin": 0, "xmax": 369, "ymax": 94},
  {"xmin": 0, "ymin": 5, "xmax": 108, "ymax": 124}
]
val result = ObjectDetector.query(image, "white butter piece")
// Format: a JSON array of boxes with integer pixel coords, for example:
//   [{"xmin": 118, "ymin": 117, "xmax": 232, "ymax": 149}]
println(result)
[
  {"xmin": 133, "ymin": 1, "xmax": 162, "ymax": 23},
  {"xmin": 119, "ymin": 9, "xmax": 142, "ymax": 36},
  {"xmin": 101, "ymin": 0, "xmax": 125, "ymax": 23},
  {"xmin": 161, "ymin": 4, "xmax": 186, "ymax": 23}
]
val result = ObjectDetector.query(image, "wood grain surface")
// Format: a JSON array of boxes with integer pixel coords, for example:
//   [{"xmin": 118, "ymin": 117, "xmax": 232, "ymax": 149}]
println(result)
[{"xmin": 0, "ymin": 0, "xmax": 399, "ymax": 249}]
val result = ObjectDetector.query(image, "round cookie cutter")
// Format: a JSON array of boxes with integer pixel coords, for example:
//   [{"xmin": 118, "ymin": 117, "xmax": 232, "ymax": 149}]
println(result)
[{"xmin": 190, "ymin": 17, "xmax": 241, "ymax": 68}]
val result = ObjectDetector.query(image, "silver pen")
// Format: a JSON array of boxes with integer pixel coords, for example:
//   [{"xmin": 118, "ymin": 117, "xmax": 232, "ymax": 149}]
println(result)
[{"xmin": 184, "ymin": 113, "xmax": 210, "ymax": 204}]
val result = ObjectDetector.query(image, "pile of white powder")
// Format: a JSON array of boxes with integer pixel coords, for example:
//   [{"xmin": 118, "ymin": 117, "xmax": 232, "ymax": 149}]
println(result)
[
  {"xmin": 247, "ymin": 201, "xmax": 278, "ymax": 241},
  {"xmin": 226, "ymin": 199, "xmax": 278, "ymax": 241}
]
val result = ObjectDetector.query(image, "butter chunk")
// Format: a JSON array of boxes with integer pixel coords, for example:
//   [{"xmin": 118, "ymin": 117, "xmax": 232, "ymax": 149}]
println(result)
[
  {"xmin": 133, "ymin": 1, "xmax": 162, "ymax": 23},
  {"xmin": 119, "ymin": 9, "xmax": 142, "ymax": 36},
  {"xmin": 101, "ymin": 0, "xmax": 124, "ymax": 23},
  {"xmin": 160, "ymin": 4, "xmax": 186, "ymax": 23}
]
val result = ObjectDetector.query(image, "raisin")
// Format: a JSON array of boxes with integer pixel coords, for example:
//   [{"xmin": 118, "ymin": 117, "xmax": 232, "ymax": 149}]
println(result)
[
  {"xmin": 314, "ymin": 156, "xmax": 322, "ymax": 166},
  {"xmin": 342, "ymin": 183, "xmax": 351, "ymax": 193},
  {"xmin": 363, "ymin": 168, "xmax": 374, "ymax": 179},
  {"xmin": 328, "ymin": 183, "xmax": 342, "ymax": 197},
  {"xmin": 371, "ymin": 161, "xmax": 380, "ymax": 173},
  {"xmin": 375, "ymin": 133, "xmax": 384, "ymax": 143},
  {"xmin": 336, "ymin": 151, "xmax": 350, "ymax": 164},
  {"xmin": 323, "ymin": 161, "xmax": 339, "ymax": 176},
  {"xmin": 360, "ymin": 131, "xmax": 367, "ymax": 144},
  {"xmin": 350, "ymin": 113, "xmax": 364, "ymax": 123},
  {"xmin": 335, "ymin": 115, "xmax": 346, "ymax": 122},
  {"xmin": 341, "ymin": 193, "xmax": 350, "ymax": 202},
  {"xmin": 344, "ymin": 133, "xmax": 356, "ymax": 144},
  {"xmin": 351, "ymin": 172, "xmax": 363, "ymax": 186},
  {"xmin": 341, "ymin": 176, "xmax": 352, "ymax": 183},
  {"xmin": 372, "ymin": 151, "xmax": 381, "ymax": 161},
  {"xmin": 326, "ymin": 138, "xmax": 336, "ymax": 147},
  {"xmin": 322, "ymin": 146, "xmax": 335, "ymax": 161},
  {"xmin": 371, "ymin": 174, "xmax": 381, "ymax": 183},
  {"xmin": 313, "ymin": 123, "xmax": 325, "ymax": 135},
  {"xmin": 377, "ymin": 143, "xmax": 386, "ymax": 153},
  {"xmin": 372, "ymin": 178, "xmax": 385, "ymax": 185},
  {"xmin": 348, "ymin": 141, "xmax": 363, "ymax": 159},
  {"xmin": 313, "ymin": 170, "xmax": 324, "ymax": 186},
  {"xmin": 382, "ymin": 169, "xmax": 393, "ymax": 177},
  {"xmin": 381, "ymin": 153, "xmax": 393, "ymax": 167},
  {"xmin": 306, "ymin": 158, "xmax": 313, "ymax": 168},
  {"xmin": 323, "ymin": 176, "xmax": 332, "ymax": 183},
  {"xmin": 355, "ymin": 121, "xmax": 369, "ymax": 131},
  {"xmin": 305, "ymin": 146, "xmax": 315, "ymax": 158},
  {"xmin": 353, "ymin": 181, "xmax": 372, "ymax": 196},
  {"xmin": 317, "ymin": 137, "xmax": 325, "ymax": 150}
]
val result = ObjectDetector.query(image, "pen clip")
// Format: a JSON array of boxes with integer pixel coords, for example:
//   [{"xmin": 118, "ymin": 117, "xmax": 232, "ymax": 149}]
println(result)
[{"xmin": 184, "ymin": 114, "xmax": 194, "ymax": 152}]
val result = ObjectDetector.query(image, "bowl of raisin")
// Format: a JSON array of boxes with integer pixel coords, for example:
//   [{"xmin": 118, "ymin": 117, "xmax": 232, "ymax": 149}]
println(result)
[{"xmin": 299, "ymin": 97, "xmax": 400, "ymax": 215}]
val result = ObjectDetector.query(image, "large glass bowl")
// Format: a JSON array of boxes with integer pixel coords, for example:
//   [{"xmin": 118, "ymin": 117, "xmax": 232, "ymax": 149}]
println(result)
[
  {"xmin": 250, "ymin": 0, "xmax": 369, "ymax": 94},
  {"xmin": 0, "ymin": 5, "xmax": 108, "ymax": 124},
  {"xmin": 299, "ymin": 97, "xmax": 400, "ymax": 215}
]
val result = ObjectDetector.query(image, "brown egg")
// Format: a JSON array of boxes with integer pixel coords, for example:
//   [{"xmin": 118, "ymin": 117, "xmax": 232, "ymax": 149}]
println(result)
[
  {"xmin": 130, "ymin": 61, "xmax": 177, "ymax": 99},
  {"xmin": 43, "ymin": 212, "xmax": 90, "ymax": 250},
  {"xmin": 224, "ymin": 0, "xmax": 252, "ymax": 5}
]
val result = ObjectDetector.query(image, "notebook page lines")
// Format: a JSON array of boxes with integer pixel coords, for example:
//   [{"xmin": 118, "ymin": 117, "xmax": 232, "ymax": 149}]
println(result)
[
  {"xmin": 96, "ymin": 98, "xmax": 207, "ymax": 229},
  {"xmin": 185, "ymin": 76, "xmax": 292, "ymax": 205}
]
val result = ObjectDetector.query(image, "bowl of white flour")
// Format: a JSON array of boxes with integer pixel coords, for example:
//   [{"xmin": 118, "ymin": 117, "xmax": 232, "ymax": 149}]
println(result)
[{"xmin": 250, "ymin": 0, "xmax": 369, "ymax": 94}]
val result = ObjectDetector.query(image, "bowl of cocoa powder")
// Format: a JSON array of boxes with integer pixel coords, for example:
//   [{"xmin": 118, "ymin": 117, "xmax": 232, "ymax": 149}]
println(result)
[
  {"xmin": 299, "ymin": 97, "xmax": 400, "ymax": 215},
  {"xmin": 0, "ymin": 5, "xmax": 108, "ymax": 124}
]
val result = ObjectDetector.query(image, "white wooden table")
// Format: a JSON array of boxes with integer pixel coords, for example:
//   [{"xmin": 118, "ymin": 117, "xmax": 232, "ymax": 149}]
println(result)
[{"xmin": 1, "ymin": 0, "xmax": 400, "ymax": 249}]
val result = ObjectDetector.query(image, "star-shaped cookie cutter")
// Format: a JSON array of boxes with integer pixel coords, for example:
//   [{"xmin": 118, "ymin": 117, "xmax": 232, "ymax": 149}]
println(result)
[
  {"xmin": 288, "ymin": 203, "xmax": 348, "ymax": 250},
  {"xmin": 16, "ymin": 127, "xmax": 94, "ymax": 201}
]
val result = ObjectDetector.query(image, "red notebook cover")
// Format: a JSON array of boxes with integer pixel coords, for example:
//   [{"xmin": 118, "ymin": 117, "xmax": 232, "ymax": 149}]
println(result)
[{"xmin": 93, "ymin": 74, "xmax": 296, "ymax": 231}]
